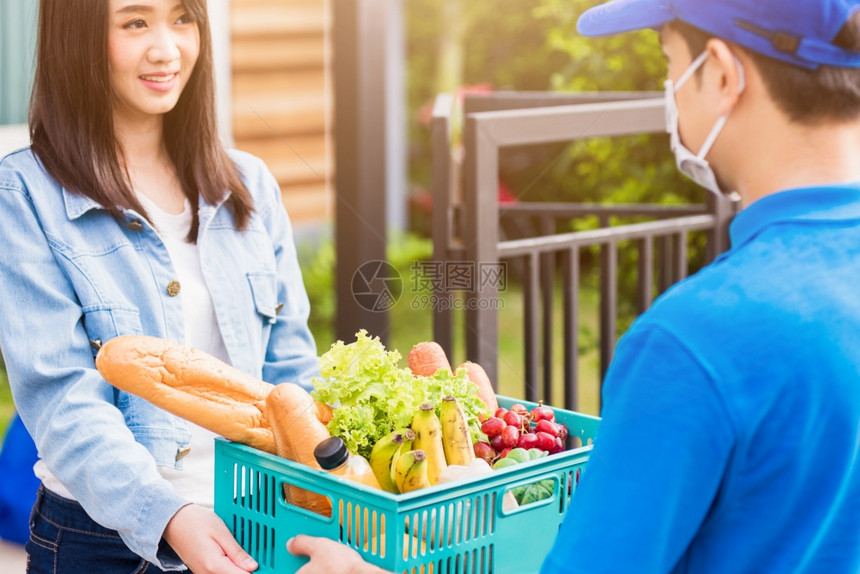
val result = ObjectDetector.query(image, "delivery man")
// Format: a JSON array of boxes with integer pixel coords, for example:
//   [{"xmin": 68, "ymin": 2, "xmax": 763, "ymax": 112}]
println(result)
[{"xmin": 288, "ymin": 0, "xmax": 860, "ymax": 571}]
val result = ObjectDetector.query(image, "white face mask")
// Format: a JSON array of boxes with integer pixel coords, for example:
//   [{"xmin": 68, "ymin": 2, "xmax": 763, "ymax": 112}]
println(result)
[{"xmin": 665, "ymin": 50, "xmax": 745, "ymax": 195}]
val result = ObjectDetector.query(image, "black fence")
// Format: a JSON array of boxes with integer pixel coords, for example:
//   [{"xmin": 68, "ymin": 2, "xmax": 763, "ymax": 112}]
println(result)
[{"xmin": 431, "ymin": 92, "xmax": 739, "ymax": 411}]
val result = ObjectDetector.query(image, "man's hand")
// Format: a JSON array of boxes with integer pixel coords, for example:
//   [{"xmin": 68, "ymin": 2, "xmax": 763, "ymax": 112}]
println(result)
[
  {"xmin": 163, "ymin": 504, "xmax": 258, "ymax": 573},
  {"xmin": 288, "ymin": 535, "xmax": 391, "ymax": 574}
]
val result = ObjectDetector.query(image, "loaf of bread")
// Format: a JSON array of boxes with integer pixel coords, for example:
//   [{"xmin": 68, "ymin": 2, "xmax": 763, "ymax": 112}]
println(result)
[
  {"xmin": 266, "ymin": 383, "xmax": 333, "ymax": 516},
  {"xmin": 96, "ymin": 335, "xmax": 278, "ymax": 453}
]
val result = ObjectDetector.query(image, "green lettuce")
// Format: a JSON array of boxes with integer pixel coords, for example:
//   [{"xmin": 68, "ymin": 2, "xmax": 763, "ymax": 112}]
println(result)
[{"xmin": 311, "ymin": 330, "xmax": 487, "ymax": 459}]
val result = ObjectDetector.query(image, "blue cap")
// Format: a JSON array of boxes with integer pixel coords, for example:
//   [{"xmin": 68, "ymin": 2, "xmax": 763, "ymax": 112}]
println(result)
[{"xmin": 577, "ymin": 0, "xmax": 860, "ymax": 70}]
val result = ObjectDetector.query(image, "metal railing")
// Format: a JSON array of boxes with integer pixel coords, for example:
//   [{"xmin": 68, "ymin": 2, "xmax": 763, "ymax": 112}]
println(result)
[{"xmin": 430, "ymin": 92, "xmax": 739, "ymax": 412}]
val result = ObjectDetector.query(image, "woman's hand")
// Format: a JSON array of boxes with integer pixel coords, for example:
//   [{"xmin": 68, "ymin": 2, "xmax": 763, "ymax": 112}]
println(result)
[
  {"xmin": 288, "ymin": 535, "xmax": 391, "ymax": 574},
  {"xmin": 163, "ymin": 504, "xmax": 258, "ymax": 573}
]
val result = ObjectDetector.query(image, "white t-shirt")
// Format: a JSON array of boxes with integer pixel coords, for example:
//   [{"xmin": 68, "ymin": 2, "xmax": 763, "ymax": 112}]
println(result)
[{"xmin": 36, "ymin": 193, "xmax": 229, "ymax": 509}]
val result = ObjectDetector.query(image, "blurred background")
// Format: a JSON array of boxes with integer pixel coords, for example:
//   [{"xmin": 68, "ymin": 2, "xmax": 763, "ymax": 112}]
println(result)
[
  {"xmin": 1, "ymin": 0, "xmax": 718, "ymax": 564},
  {"xmin": 0, "ymin": 0, "xmax": 703, "ymax": 438}
]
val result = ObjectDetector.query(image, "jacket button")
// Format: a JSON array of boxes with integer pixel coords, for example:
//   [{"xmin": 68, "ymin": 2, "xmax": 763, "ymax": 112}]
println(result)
[
  {"xmin": 89, "ymin": 339, "xmax": 103, "ymax": 352},
  {"xmin": 127, "ymin": 220, "xmax": 144, "ymax": 232},
  {"xmin": 176, "ymin": 447, "xmax": 191, "ymax": 461},
  {"xmin": 167, "ymin": 280, "xmax": 182, "ymax": 297}
]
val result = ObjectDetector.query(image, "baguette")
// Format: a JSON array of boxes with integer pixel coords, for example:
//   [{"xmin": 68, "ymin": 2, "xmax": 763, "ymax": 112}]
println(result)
[
  {"xmin": 266, "ymin": 383, "xmax": 333, "ymax": 516},
  {"xmin": 96, "ymin": 335, "xmax": 277, "ymax": 454}
]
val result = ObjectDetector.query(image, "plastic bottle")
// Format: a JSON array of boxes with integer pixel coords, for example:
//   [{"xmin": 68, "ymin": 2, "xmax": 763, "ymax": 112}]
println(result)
[{"xmin": 313, "ymin": 437, "xmax": 381, "ymax": 490}]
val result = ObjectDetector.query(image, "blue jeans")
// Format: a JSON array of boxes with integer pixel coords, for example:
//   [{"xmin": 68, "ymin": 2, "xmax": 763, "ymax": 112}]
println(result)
[{"xmin": 26, "ymin": 486, "xmax": 178, "ymax": 573}]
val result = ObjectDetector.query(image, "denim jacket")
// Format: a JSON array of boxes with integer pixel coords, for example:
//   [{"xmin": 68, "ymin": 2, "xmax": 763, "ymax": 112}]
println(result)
[{"xmin": 0, "ymin": 147, "xmax": 320, "ymax": 569}]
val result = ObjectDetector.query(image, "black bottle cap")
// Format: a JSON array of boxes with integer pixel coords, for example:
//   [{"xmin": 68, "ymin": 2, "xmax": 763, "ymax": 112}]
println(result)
[{"xmin": 313, "ymin": 437, "xmax": 350, "ymax": 470}]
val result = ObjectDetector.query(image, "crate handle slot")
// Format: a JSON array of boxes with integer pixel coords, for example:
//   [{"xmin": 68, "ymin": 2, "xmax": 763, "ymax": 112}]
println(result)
[
  {"xmin": 496, "ymin": 474, "xmax": 560, "ymax": 517},
  {"xmin": 277, "ymin": 480, "xmax": 336, "ymax": 522}
]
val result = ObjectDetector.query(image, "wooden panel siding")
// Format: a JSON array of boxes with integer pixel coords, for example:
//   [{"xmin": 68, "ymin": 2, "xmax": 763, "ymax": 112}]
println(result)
[{"xmin": 231, "ymin": 0, "xmax": 332, "ymax": 225}]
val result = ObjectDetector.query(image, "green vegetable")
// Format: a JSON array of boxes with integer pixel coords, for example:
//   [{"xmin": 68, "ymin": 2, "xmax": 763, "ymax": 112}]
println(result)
[
  {"xmin": 516, "ymin": 481, "xmax": 555, "ymax": 505},
  {"xmin": 311, "ymin": 330, "xmax": 487, "ymax": 460},
  {"xmin": 493, "ymin": 448, "xmax": 553, "ymax": 505},
  {"xmin": 492, "ymin": 457, "xmax": 519, "ymax": 471},
  {"xmin": 505, "ymin": 448, "xmax": 531, "ymax": 464},
  {"xmin": 528, "ymin": 448, "xmax": 547, "ymax": 461}
]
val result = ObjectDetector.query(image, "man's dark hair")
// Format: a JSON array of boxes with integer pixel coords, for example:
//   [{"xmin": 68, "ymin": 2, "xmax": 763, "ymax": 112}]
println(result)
[{"xmin": 670, "ymin": 17, "xmax": 860, "ymax": 124}]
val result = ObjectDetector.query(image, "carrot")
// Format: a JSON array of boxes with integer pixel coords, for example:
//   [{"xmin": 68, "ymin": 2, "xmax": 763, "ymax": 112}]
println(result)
[
  {"xmin": 408, "ymin": 341, "xmax": 452, "ymax": 377},
  {"xmin": 458, "ymin": 361, "xmax": 499, "ymax": 413}
]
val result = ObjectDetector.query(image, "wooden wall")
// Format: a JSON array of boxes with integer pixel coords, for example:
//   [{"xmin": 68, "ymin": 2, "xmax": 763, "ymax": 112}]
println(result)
[{"xmin": 231, "ymin": 0, "xmax": 332, "ymax": 225}]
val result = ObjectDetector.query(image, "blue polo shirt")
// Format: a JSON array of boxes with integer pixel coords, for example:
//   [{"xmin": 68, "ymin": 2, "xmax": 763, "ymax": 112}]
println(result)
[{"xmin": 541, "ymin": 185, "xmax": 860, "ymax": 573}]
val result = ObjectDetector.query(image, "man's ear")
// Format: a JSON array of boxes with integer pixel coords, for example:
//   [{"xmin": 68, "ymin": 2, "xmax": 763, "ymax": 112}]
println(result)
[{"xmin": 706, "ymin": 38, "xmax": 745, "ymax": 115}]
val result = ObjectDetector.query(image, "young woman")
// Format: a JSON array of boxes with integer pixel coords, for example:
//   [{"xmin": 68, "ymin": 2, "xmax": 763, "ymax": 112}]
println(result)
[{"xmin": 0, "ymin": 0, "xmax": 320, "ymax": 572}]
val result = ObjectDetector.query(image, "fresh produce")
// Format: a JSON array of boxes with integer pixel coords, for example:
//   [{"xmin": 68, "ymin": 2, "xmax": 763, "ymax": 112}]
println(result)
[
  {"xmin": 500, "ymin": 425, "xmax": 520, "ymax": 449},
  {"xmin": 407, "ymin": 341, "xmax": 452, "ymax": 376},
  {"xmin": 473, "ymin": 441, "xmax": 494, "ymax": 463},
  {"xmin": 394, "ymin": 450, "xmax": 431, "ymax": 493},
  {"xmin": 456, "ymin": 361, "xmax": 499, "ymax": 413},
  {"xmin": 398, "ymin": 429, "xmax": 416, "ymax": 455},
  {"xmin": 391, "ymin": 430, "xmax": 417, "ymax": 487},
  {"xmin": 371, "ymin": 394, "xmax": 477, "ymax": 495},
  {"xmin": 510, "ymin": 403, "xmax": 529, "ymax": 417},
  {"xmin": 517, "ymin": 432, "xmax": 539, "ymax": 450},
  {"xmin": 475, "ymin": 400, "xmax": 570, "ymax": 462},
  {"xmin": 530, "ymin": 403, "xmax": 555, "ymax": 423},
  {"xmin": 369, "ymin": 430, "xmax": 406, "ymax": 494},
  {"xmin": 439, "ymin": 396, "xmax": 475, "ymax": 466},
  {"xmin": 412, "ymin": 403, "xmax": 448, "ymax": 485},
  {"xmin": 536, "ymin": 419, "xmax": 561, "ymax": 437},
  {"xmin": 311, "ymin": 331, "xmax": 487, "ymax": 460},
  {"xmin": 493, "ymin": 448, "xmax": 554, "ymax": 505},
  {"xmin": 480, "ymin": 417, "xmax": 505, "ymax": 437}
]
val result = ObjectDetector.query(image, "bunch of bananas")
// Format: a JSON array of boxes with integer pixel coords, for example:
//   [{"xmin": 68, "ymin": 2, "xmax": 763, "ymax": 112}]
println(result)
[{"xmin": 369, "ymin": 396, "xmax": 475, "ymax": 494}]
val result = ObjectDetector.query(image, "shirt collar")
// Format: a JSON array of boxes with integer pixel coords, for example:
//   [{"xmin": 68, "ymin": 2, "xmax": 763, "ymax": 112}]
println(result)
[{"xmin": 729, "ymin": 183, "xmax": 860, "ymax": 249}]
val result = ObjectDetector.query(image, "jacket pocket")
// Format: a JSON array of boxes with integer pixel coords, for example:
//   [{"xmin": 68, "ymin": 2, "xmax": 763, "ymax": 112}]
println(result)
[
  {"xmin": 247, "ymin": 271, "xmax": 277, "ymax": 324},
  {"xmin": 81, "ymin": 304, "xmax": 143, "ymax": 357}
]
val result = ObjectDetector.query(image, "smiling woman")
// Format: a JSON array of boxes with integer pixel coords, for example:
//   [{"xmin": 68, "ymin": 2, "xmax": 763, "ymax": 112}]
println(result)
[
  {"xmin": 108, "ymin": 1, "xmax": 201, "ymax": 134},
  {"xmin": 0, "ymin": 0, "xmax": 320, "ymax": 572},
  {"xmin": 30, "ymin": 0, "xmax": 254, "ymax": 234}
]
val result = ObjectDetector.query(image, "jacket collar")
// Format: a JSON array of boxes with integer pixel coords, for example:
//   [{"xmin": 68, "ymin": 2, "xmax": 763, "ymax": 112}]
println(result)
[
  {"xmin": 62, "ymin": 188, "xmax": 105, "ymax": 221},
  {"xmin": 62, "ymin": 187, "xmax": 231, "ymax": 221}
]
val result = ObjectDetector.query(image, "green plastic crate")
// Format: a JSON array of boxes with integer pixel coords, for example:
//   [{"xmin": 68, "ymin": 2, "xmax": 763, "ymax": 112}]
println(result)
[{"xmin": 214, "ymin": 396, "xmax": 600, "ymax": 574}]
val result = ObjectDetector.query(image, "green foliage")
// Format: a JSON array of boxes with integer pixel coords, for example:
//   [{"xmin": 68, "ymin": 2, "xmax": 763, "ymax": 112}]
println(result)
[
  {"xmin": 298, "ymin": 234, "xmax": 435, "ymax": 355},
  {"xmin": 532, "ymin": 0, "xmax": 713, "ymax": 328},
  {"xmin": 402, "ymin": 0, "xmax": 718, "ymax": 349},
  {"xmin": 537, "ymin": 0, "xmax": 666, "ymax": 92},
  {"xmin": 312, "ymin": 329, "xmax": 486, "ymax": 459},
  {"xmin": 299, "ymin": 239, "xmax": 336, "ymax": 346},
  {"xmin": 406, "ymin": 0, "xmax": 569, "ymax": 192}
]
